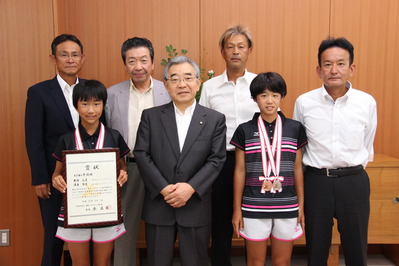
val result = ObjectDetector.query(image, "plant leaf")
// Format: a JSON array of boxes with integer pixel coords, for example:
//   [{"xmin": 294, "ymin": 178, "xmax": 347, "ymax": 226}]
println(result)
[{"xmin": 166, "ymin": 45, "xmax": 173, "ymax": 53}]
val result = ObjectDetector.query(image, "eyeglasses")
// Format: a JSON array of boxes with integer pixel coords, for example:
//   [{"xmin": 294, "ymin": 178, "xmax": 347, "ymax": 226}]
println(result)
[
  {"xmin": 56, "ymin": 53, "xmax": 82, "ymax": 60},
  {"xmin": 167, "ymin": 76, "xmax": 197, "ymax": 84}
]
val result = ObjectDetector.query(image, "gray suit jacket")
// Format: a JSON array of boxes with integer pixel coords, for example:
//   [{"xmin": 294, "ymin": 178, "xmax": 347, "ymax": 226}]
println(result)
[
  {"xmin": 104, "ymin": 78, "xmax": 171, "ymax": 141},
  {"xmin": 134, "ymin": 102, "xmax": 226, "ymax": 227}
]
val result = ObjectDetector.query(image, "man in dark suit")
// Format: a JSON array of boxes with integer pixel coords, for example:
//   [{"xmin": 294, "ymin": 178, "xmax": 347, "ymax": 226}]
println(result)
[
  {"xmin": 134, "ymin": 56, "xmax": 226, "ymax": 266},
  {"xmin": 25, "ymin": 34, "xmax": 85, "ymax": 266}
]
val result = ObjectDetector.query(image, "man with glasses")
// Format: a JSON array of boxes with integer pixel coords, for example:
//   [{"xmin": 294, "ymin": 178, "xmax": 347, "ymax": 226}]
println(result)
[
  {"xmin": 25, "ymin": 34, "xmax": 85, "ymax": 266},
  {"xmin": 105, "ymin": 37, "xmax": 171, "ymax": 266},
  {"xmin": 134, "ymin": 56, "xmax": 226, "ymax": 266}
]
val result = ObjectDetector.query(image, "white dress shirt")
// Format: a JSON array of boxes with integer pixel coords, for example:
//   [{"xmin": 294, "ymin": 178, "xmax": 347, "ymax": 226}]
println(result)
[
  {"xmin": 57, "ymin": 74, "xmax": 79, "ymax": 128},
  {"xmin": 174, "ymin": 101, "xmax": 196, "ymax": 152},
  {"xmin": 128, "ymin": 78, "xmax": 154, "ymax": 154},
  {"xmin": 199, "ymin": 70, "xmax": 258, "ymax": 150},
  {"xmin": 293, "ymin": 81, "xmax": 377, "ymax": 168}
]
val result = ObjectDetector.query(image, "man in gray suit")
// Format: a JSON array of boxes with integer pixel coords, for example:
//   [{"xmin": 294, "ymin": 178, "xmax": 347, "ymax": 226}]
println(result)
[
  {"xmin": 104, "ymin": 37, "xmax": 171, "ymax": 266},
  {"xmin": 134, "ymin": 56, "xmax": 226, "ymax": 266}
]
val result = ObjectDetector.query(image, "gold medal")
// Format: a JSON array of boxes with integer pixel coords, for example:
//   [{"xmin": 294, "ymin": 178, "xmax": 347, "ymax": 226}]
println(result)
[
  {"xmin": 262, "ymin": 180, "xmax": 273, "ymax": 192},
  {"xmin": 273, "ymin": 179, "xmax": 282, "ymax": 191}
]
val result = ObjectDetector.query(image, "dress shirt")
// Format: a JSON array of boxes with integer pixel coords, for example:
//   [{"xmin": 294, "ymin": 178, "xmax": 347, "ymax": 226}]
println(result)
[
  {"xmin": 293, "ymin": 81, "xmax": 377, "ymax": 168},
  {"xmin": 128, "ymin": 78, "xmax": 154, "ymax": 155},
  {"xmin": 57, "ymin": 74, "xmax": 79, "ymax": 128},
  {"xmin": 173, "ymin": 101, "xmax": 196, "ymax": 152},
  {"xmin": 199, "ymin": 70, "xmax": 258, "ymax": 150}
]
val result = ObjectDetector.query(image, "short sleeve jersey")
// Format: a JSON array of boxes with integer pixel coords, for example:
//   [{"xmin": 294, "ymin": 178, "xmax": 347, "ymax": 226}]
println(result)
[
  {"xmin": 53, "ymin": 123, "xmax": 130, "ymax": 160},
  {"xmin": 230, "ymin": 112, "xmax": 307, "ymax": 219}
]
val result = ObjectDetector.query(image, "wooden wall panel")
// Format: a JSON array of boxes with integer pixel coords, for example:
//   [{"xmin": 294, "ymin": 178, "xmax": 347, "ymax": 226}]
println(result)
[
  {"xmin": 0, "ymin": 0, "xmax": 55, "ymax": 265},
  {"xmin": 200, "ymin": 0, "xmax": 331, "ymax": 117},
  {"xmin": 55, "ymin": 0, "xmax": 201, "ymax": 88},
  {"xmin": 330, "ymin": 0, "xmax": 399, "ymax": 157},
  {"xmin": 366, "ymin": 155, "xmax": 399, "ymax": 243}
]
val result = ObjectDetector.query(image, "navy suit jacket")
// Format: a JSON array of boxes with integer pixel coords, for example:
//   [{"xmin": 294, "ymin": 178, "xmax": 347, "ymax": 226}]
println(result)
[
  {"xmin": 25, "ymin": 76, "xmax": 77, "ymax": 186},
  {"xmin": 134, "ymin": 102, "xmax": 226, "ymax": 227}
]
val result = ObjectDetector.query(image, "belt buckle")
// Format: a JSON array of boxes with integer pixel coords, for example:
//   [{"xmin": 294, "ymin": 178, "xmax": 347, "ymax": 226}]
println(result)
[{"xmin": 326, "ymin": 168, "xmax": 338, "ymax": 177}]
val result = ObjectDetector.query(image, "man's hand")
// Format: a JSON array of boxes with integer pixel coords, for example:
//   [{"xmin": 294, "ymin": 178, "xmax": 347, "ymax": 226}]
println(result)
[
  {"xmin": 164, "ymin": 183, "xmax": 195, "ymax": 208},
  {"xmin": 34, "ymin": 183, "xmax": 51, "ymax": 199},
  {"xmin": 160, "ymin": 184, "xmax": 177, "ymax": 198}
]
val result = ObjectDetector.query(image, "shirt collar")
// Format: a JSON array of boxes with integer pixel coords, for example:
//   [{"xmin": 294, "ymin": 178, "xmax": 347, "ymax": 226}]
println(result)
[
  {"xmin": 173, "ymin": 100, "xmax": 196, "ymax": 116},
  {"xmin": 57, "ymin": 74, "xmax": 79, "ymax": 90},
  {"xmin": 252, "ymin": 111, "xmax": 287, "ymax": 124},
  {"xmin": 220, "ymin": 69, "xmax": 252, "ymax": 85},
  {"xmin": 321, "ymin": 81, "xmax": 352, "ymax": 103},
  {"xmin": 78, "ymin": 123, "xmax": 100, "ymax": 141},
  {"xmin": 130, "ymin": 77, "xmax": 154, "ymax": 93},
  {"xmin": 264, "ymin": 119, "xmax": 276, "ymax": 127}
]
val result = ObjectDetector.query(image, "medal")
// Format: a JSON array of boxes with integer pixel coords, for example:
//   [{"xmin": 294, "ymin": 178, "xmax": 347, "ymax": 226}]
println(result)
[
  {"xmin": 258, "ymin": 115, "xmax": 283, "ymax": 194},
  {"xmin": 272, "ymin": 178, "xmax": 282, "ymax": 191},
  {"xmin": 262, "ymin": 180, "xmax": 273, "ymax": 192}
]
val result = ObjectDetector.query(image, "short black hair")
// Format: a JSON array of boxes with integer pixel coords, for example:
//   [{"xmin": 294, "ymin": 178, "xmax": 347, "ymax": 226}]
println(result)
[
  {"xmin": 51, "ymin": 34, "xmax": 83, "ymax": 55},
  {"xmin": 73, "ymin": 80, "xmax": 107, "ymax": 108},
  {"xmin": 121, "ymin": 37, "xmax": 154, "ymax": 63},
  {"xmin": 318, "ymin": 37, "xmax": 354, "ymax": 66},
  {"xmin": 250, "ymin": 72, "xmax": 287, "ymax": 99}
]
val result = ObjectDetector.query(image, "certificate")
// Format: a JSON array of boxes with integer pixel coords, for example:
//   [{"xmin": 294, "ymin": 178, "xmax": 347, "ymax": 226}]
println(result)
[{"xmin": 62, "ymin": 148, "xmax": 122, "ymax": 228}]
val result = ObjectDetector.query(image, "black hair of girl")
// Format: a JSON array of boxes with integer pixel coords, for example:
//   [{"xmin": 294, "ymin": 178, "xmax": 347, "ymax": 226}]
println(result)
[
  {"xmin": 250, "ymin": 72, "xmax": 287, "ymax": 99},
  {"xmin": 72, "ymin": 80, "xmax": 108, "ymax": 108}
]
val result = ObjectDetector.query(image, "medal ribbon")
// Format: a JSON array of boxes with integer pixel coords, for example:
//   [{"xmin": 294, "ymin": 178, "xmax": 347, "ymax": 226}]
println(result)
[
  {"xmin": 258, "ymin": 115, "xmax": 283, "ymax": 193},
  {"xmin": 74, "ymin": 123, "xmax": 105, "ymax": 150}
]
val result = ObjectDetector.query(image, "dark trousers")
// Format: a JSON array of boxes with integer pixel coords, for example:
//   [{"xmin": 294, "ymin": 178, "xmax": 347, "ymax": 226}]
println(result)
[
  {"xmin": 211, "ymin": 152, "xmax": 235, "ymax": 266},
  {"xmin": 304, "ymin": 168, "xmax": 370, "ymax": 266},
  {"xmin": 145, "ymin": 222, "xmax": 211, "ymax": 266},
  {"xmin": 38, "ymin": 186, "xmax": 64, "ymax": 266}
]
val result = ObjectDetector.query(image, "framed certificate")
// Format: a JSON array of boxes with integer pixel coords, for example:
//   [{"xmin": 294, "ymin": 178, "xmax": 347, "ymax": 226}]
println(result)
[{"xmin": 62, "ymin": 148, "xmax": 122, "ymax": 228}]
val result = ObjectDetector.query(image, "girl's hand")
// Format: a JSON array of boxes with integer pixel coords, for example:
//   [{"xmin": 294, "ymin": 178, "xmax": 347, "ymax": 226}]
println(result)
[
  {"xmin": 118, "ymin": 170, "xmax": 128, "ymax": 187},
  {"xmin": 298, "ymin": 206, "xmax": 305, "ymax": 231},
  {"xmin": 232, "ymin": 210, "xmax": 244, "ymax": 238},
  {"xmin": 52, "ymin": 175, "xmax": 66, "ymax": 193}
]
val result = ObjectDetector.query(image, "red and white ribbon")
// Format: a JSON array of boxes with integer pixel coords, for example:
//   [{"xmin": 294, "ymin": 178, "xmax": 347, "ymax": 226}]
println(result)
[
  {"xmin": 258, "ymin": 115, "xmax": 283, "ymax": 194},
  {"xmin": 74, "ymin": 123, "xmax": 105, "ymax": 150}
]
